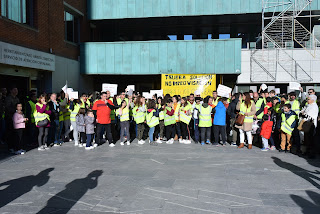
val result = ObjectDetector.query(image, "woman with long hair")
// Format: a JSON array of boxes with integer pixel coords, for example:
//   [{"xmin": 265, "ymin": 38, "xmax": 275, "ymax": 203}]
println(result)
[
  {"xmin": 236, "ymin": 92, "xmax": 256, "ymax": 149},
  {"xmin": 35, "ymin": 94, "xmax": 51, "ymax": 151}
]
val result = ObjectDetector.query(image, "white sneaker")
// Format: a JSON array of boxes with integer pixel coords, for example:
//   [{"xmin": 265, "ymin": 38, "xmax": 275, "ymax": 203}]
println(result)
[
  {"xmin": 156, "ymin": 139, "xmax": 162, "ymax": 144},
  {"xmin": 38, "ymin": 146, "xmax": 45, "ymax": 151},
  {"xmin": 69, "ymin": 139, "xmax": 73, "ymax": 142},
  {"xmin": 184, "ymin": 140, "xmax": 191, "ymax": 144},
  {"xmin": 126, "ymin": 141, "xmax": 131, "ymax": 146},
  {"xmin": 90, "ymin": 146, "xmax": 94, "ymax": 149},
  {"xmin": 120, "ymin": 142, "xmax": 125, "ymax": 146},
  {"xmin": 17, "ymin": 149, "xmax": 25, "ymax": 154},
  {"xmin": 78, "ymin": 144, "xmax": 83, "ymax": 147},
  {"xmin": 93, "ymin": 143, "xmax": 98, "ymax": 147},
  {"xmin": 85, "ymin": 147, "xmax": 93, "ymax": 150},
  {"xmin": 166, "ymin": 138, "xmax": 174, "ymax": 144},
  {"xmin": 74, "ymin": 142, "xmax": 79, "ymax": 146},
  {"xmin": 179, "ymin": 139, "xmax": 184, "ymax": 144},
  {"xmin": 109, "ymin": 143, "xmax": 115, "ymax": 147},
  {"xmin": 54, "ymin": 143, "xmax": 61, "ymax": 147},
  {"xmin": 138, "ymin": 140, "xmax": 145, "ymax": 145}
]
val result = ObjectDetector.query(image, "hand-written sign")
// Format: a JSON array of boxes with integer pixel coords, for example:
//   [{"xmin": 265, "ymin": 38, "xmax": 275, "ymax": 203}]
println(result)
[{"xmin": 161, "ymin": 74, "xmax": 216, "ymax": 97}]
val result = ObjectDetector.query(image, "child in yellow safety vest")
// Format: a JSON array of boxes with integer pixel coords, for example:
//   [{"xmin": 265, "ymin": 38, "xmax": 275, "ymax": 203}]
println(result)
[
  {"xmin": 118, "ymin": 99, "xmax": 131, "ymax": 146},
  {"xmin": 279, "ymin": 104, "xmax": 297, "ymax": 152},
  {"xmin": 164, "ymin": 99, "xmax": 176, "ymax": 144},
  {"xmin": 179, "ymin": 97, "xmax": 192, "ymax": 144},
  {"xmin": 134, "ymin": 96, "xmax": 146, "ymax": 145},
  {"xmin": 146, "ymin": 99, "xmax": 160, "ymax": 146}
]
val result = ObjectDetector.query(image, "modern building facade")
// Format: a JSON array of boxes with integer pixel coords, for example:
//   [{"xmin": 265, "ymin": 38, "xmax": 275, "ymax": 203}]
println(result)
[
  {"xmin": 82, "ymin": 0, "xmax": 320, "ymax": 93},
  {"xmin": 1, "ymin": 1, "xmax": 320, "ymax": 96}
]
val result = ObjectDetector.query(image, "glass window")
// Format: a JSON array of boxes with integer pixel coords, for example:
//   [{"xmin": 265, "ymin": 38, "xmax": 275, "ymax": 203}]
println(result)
[
  {"xmin": 64, "ymin": 11, "xmax": 79, "ymax": 43},
  {"xmin": 1, "ymin": 0, "xmax": 29, "ymax": 24}
]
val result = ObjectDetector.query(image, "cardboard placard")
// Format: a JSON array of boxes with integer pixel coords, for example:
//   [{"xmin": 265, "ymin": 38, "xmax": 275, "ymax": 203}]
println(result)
[
  {"xmin": 261, "ymin": 84, "xmax": 268, "ymax": 91},
  {"xmin": 217, "ymin": 84, "xmax": 232, "ymax": 98},
  {"xmin": 102, "ymin": 84, "xmax": 118, "ymax": 96},
  {"xmin": 69, "ymin": 91, "xmax": 79, "ymax": 99},
  {"xmin": 142, "ymin": 92, "xmax": 152, "ymax": 99},
  {"xmin": 150, "ymin": 90, "xmax": 163, "ymax": 97},
  {"xmin": 289, "ymin": 82, "xmax": 301, "ymax": 90}
]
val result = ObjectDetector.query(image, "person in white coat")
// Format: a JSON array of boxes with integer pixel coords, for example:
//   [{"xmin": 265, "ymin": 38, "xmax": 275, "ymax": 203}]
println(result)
[{"xmin": 300, "ymin": 95, "xmax": 318, "ymax": 158}]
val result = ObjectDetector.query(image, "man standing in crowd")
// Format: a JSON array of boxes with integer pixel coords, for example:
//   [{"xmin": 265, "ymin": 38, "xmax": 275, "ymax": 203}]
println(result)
[
  {"xmin": 92, "ymin": 91, "xmax": 119, "ymax": 147},
  {"xmin": 4, "ymin": 87, "xmax": 20, "ymax": 153}
]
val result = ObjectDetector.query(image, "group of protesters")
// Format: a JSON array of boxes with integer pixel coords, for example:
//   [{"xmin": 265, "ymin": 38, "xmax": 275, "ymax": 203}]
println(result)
[{"xmin": 0, "ymin": 86, "xmax": 319, "ymax": 158}]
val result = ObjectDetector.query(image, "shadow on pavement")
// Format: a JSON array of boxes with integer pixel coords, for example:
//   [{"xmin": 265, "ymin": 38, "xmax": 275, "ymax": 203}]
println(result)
[
  {"xmin": 0, "ymin": 168, "xmax": 54, "ymax": 208},
  {"xmin": 272, "ymin": 157, "xmax": 320, "ymax": 214},
  {"xmin": 37, "ymin": 170, "xmax": 103, "ymax": 214}
]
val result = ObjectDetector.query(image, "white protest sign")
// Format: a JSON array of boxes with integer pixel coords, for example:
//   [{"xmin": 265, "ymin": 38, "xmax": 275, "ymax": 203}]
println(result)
[
  {"xmin": 217, "ymin": 84, "xmax": 232, "ymax": 98},
  {"xmin": 69, "ymin": 91, "xmax": 79, "ymax": 100},
  {"xmin": 289, "ymin": 82, "xmax": 301, "ymax": 90},
  {"xmin": 150, "ymin": 90, "xmax": 163, "ymax": 97},
  {"xmin": 66, "ymin": 88, "xmax": 74, "ymax": 95},
  {"xmin": 61, "ymin": 84, "xmax": 68, "ymax": 93},
  {"xmin": 127, "ymin": 89, "xmax": 134, "ymax": 96},
  {"xmin": 102, "ymin": 83, "xmax": 118, "ymax": 96},
  {"xmin": 261, "ymin": 84, "xmax": 268, "ymax": 91},
  {"xmin": 126, "ymin": 85, "xmax": 135, "ymax": 91},
  {"xmin": 275, "ymin": 88, "xmax": 280, "ymax": 95},
  {"xmin": 142, "ymin": 92, "xmax": 152, "ymax": 99}
]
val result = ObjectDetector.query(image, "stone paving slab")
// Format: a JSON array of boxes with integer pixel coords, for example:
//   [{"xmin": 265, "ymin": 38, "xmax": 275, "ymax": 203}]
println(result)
[{"xmin": 0, "ymin": 139, "xmax": 319, "ymax": 214}]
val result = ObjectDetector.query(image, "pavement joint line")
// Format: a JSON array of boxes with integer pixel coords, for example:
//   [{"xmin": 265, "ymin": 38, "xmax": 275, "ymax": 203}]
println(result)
[
  {"xmin": 165, "ymin": 201, "xmax": 226, "ymax": 214},
  {"xmin": 199, "ymin": 195, "xmax": 250, "ymax": 206},
  {"xmin": 144, "ymin": 187, "xmax": 198, "ymax": 199},
  {"xmin": 47, "ymin": 193, "xmax": 97, "ymax": 208},
  {"xmin": 95, "ymin": 204, "xmax": 120, "ymax": 212},
  {"xmin": 285, "ymin": 187, "xmax": 319, "ymax": 191},
  {"xmin": 150, "ymin": 159, "xmax": 164, "ymax": 165},
  {"xmin": 204, "ymin": 201, "xmax": 241, "ymax": 208},
  {"xmin": 119, "ymin": 208, "xmax": 163, "ymax": 213},
  {"xmin": 8, "ymin": 202, "xmax": 33, "ymax": 205},
  {"xmin": 198, "ymin": 189, "xmax": 263, "ymax": 202}
]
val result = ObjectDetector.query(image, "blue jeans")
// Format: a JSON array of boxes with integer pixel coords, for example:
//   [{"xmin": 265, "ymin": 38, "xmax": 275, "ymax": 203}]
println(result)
[
  {"xmin": 149, "ymin": 126, "xmax": 155, "ymax": 142},
  {"xmin": 86, "ymin": 134, "xmax": 93, "ymax": 147},
  {"xmin": 58, "ymin": 121, "xmax": 64, "ymax": 142},
  {"xmin": 194, "ymin": 119, "xmax": 200, "ymax": 142},
  {"xmin": 176, "ymin": 122, "xmax": 182, "ymax": 138}
]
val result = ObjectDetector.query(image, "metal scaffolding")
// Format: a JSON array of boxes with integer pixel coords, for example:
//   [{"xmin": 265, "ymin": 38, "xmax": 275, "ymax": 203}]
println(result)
[{"xmin": 251, "ymin": 0, "xmax": 317, "ymax": 82}]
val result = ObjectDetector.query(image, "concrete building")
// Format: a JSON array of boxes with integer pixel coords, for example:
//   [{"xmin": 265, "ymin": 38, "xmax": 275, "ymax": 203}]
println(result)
[
  {"xmin": 82, "ymin": 0, "xmax": 320, "ymax": 94},
  {"xmin": 1, "ymin": 0, "xmax": 320, "ymax": 97}
]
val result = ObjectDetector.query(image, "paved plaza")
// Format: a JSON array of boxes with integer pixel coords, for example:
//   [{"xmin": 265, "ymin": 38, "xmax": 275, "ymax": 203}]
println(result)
[{"xmin": 0, "ymin": 140, "xmax": 319, "ymax": 214}]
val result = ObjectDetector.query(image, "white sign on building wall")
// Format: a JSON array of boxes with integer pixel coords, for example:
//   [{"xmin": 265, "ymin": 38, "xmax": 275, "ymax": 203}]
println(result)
[{"xmin": 0, "ymin": 41, "xmax": 55, "ymax": 71}]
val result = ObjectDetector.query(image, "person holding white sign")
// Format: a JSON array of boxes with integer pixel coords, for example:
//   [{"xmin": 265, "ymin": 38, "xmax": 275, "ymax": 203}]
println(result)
[{"xmin": 92, "ymin": 91, "xmax": 120, "ymax": 147}]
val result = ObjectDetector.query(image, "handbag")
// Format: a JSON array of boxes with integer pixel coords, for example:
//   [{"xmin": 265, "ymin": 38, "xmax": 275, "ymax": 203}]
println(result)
[
  {"xmin": 302, "ymin": 120, "xmax": 313, "ymax": 133},
  {"xmin": 235, "ymin": 114, "xmax": 245, "ymax": 126},
  {"xmin": 37, "ymin": 119, "xmax": 49, "ymax": 127}
]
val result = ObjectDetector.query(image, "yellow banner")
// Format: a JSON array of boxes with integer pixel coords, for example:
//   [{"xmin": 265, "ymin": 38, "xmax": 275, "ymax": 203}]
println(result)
[{"xmin": 161, "ymin": 74, "xmax": 216, "ymax": 97}]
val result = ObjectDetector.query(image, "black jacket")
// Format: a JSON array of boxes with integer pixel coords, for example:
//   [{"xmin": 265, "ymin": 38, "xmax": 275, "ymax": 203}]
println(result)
[
  {"xmin": 48, "ymin": 101, "xmax": 60, "ymax": 121},
  {"xmin": 227, "ymin": 97, "xmax": 239, "ymax": 119}
]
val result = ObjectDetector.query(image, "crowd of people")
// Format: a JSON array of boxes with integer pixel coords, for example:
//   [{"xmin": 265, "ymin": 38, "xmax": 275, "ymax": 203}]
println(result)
[{"xmin": 0, "ymin": 86, "xmax": 319, "ymax": 158}]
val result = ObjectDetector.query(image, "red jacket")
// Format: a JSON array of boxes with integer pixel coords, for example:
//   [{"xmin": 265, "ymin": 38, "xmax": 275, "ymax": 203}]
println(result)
[{"xmin": 260, "ymin": 120, "xmax": 273, "ymax": 139}]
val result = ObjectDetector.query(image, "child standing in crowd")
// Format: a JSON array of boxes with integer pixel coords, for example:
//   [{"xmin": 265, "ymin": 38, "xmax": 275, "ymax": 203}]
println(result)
[
  {"xmin": 172, "ymin": 95, "xmax": 182, "ymax": 142},
  {"xmin": 76, "ymin": 108, "xmax": 86, "ymax": 147},
  {"xmin": 158, "ymin": 97, "xmax": 165, "ymax": 141},
  {"xmin": 164, "ymin": 99, "xmax": 176, "ymax": 144},
  {"xmin": 146, "ymin": 99, "xmax": 159, "ymax": 146},
  {"xmin": 134, "ymin": 96, "xmax": 146, "ymax": 145},
  {"xmin": 260, "ymin": 114, "xmax": 273, "ymax": 151},
  {"xmin": 84, "ymin": 110, "xmax": 95, "ymax": 150},
  {"xmin": 69, "ymin": 98, "xmax": 81, "ymax": 146},
  {"xmin": 35, "ymin": 94, "xmax": 51, "ymax": 151},
  {"xmin": 279, "ymin": 104, "xmax": 296, "ymax": 152},
  {"xmin": 192, "ymin": 97, "xmax": 201, "ymax": 144},
  {"xmin": 13, "ymin": 103, "xmax": 28, "ymax": 154},
  {"xmin": 213, "ymin": 98, "xmax": 227, "ymax": 146},
  {"xmin": 179, "ymin": 97, "xmax": 192, "ymax": 144},
  {"xmin": 199, "ymin": 96, "xmax": 213, "ymax": 145},
  {"xmin": 118, "ymin": 100, "xmax": 131, "ymax": 146},
  {"xmin": 267, "ymin": 108, "xmax": 277, "ymax": 150}
]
